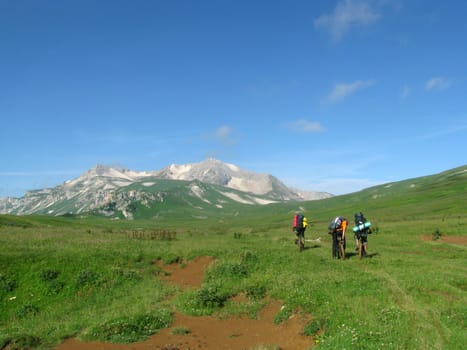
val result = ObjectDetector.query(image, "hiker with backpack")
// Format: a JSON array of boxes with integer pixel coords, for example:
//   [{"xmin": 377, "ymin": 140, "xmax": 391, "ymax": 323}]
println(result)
[
  {"xmin": 292, "ymin": 213, "xmax": 308, "ymax": 251},
  {"xmin": 353, "ymin": 212, "xmax": 372, "ymax": 258},
  {"xmin": 328, "ymin": 216, "xmax": 348, "ymax": 259}
]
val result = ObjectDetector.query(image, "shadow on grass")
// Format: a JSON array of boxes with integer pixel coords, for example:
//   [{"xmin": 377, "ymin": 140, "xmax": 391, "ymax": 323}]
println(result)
[
  {"xmin": 303, "ymin": 244, "xmax": 321, "ymax": 250},
  {"xmin": 344, "ymin": 251, "xmax": 380, "ymax": 259}
]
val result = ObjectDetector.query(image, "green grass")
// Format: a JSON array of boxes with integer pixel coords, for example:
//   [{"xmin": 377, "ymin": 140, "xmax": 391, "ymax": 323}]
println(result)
[
  {"xmin": 0, "ymin": 166, "xmax": 466, "ymax": 349},
  {"xmin": 1, "ymin": 216, "xmax": 465, "ymax": 350}
]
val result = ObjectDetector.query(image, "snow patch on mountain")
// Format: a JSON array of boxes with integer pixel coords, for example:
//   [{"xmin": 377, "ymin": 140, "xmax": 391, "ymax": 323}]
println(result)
[
  {"xmin": 253, "ymin": 197, "xmax": 277, "ymax": 205},
  {"xmin": 219, "ymin": 191, "xmax": 255, "ymax": 205},
  {"xmin": 167, "ymin": 164, "xmax": 193, "ymax": 179},
  {"xmin": 227, "ymin": 176, "xmax": 272, "ymax": 195},
  {"xmin": 190, "ymin": 184, "xmax": 211, "ymax": 204},
  {"xmin": 225, "ymin": 162, "xmax": 240, "ymax": 172}
]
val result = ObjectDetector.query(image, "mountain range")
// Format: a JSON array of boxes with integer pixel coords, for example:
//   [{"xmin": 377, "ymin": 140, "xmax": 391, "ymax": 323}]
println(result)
[{"xmin": 0, "ymin": 159, "xmax": 332, "ymax": 218}]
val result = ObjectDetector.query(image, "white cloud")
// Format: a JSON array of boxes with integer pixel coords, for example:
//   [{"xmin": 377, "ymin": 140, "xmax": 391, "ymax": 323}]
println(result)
[
  {"xmin": 314, "ymin": 0, "xmax": 380, "ymax": 41},
  {"xmin": 326, "ymin": 80, "xmax": 375, "ymax": 103},
  {"xmin": 214, "ymin": 125, "xmax": 232, "ymax": 139},
  {"xmin": 426, "ymin": 77, "xmax": 452, "ymax": 91},
  {"xmin": 400, "ymin": 85, "xmax": 410, "ymax": 99},
  {"xmin": 203, "ymin": 125, "xmax": 236, "ymax": 146},
  {"xmin": 286, "ymin": 119, "xmax": 325, "ymax": 133}
]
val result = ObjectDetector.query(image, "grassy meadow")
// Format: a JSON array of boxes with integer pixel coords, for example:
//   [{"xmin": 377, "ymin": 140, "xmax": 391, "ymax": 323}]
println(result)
[{"xmin": 1, "ymin": 167, "xmax": 466, "ymax": 349}]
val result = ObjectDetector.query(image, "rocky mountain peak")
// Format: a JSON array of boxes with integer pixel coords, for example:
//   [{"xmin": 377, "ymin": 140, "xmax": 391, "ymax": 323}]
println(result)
[{"xmin": 0, "ymin": 159, "xmax": 333, "ymax": 216}]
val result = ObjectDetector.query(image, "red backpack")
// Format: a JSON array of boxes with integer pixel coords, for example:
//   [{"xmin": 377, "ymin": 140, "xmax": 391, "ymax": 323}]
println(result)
[{"xmin": 293, "ymin": 214, "xmax": 304, "ymax": 230}]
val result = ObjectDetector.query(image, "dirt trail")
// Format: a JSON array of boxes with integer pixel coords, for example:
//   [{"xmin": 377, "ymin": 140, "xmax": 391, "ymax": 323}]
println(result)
[
  {"xmin": 55, "ymin": 256, "xmax": 314, "ymax": 350},
  {"xmin": 420, "ymin": 235, "xmax": 467, "ymax": 245}
]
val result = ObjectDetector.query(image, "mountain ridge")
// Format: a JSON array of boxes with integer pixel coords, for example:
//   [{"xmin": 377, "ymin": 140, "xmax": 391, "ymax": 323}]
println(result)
[{"xmin": 0, "ymin": 159, "xmax": 332, "ymax": 217}]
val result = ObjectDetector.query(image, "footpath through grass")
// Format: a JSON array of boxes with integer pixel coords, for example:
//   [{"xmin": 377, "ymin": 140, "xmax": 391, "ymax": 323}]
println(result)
[{"xmin": 0, "ymin": 215, "xmax": 466, "ymax": 349}]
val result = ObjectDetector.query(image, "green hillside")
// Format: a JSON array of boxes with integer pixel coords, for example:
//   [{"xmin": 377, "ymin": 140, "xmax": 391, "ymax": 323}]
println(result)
[
  {"xmin": 193, "ymin": 164, "xmax": 467, "ymax": 235},
  {"xmin": 1, "ymin": 166, "xmax": 466, "ymax": 349},
  {"xmin": 87, "ymin": 165, "xmax": 467, "ymax": 226}
]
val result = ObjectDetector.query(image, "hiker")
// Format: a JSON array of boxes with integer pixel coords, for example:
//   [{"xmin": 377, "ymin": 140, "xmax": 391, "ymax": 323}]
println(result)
[
  {"xmin": 353, "ymin": 212, "xmax": 372, "ymax": 256},
  {"xmin": 328, "ymin": 216, "xmax": 347, "ymax": 259},
  {"xmin": 293, "ymin": 213, "xmax": 308, "ymax": 248}
]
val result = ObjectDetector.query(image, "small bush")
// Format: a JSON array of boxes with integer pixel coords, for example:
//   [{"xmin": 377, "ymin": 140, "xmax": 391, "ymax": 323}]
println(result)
[
  {"xmin": 16, "ymin": 304, "xmax": 39, "ymax": 318},
  {"xmin": 87, "ymin": 309, "xmax": 173, "ymax": 343},
  {"xmin": 2, "ymin": 335, "xmax": 42, "ymax": 349},
  {"xmin": 210, "ymin": 262, "xmax": 249, "ymax": 279},
  {"xmin": 240, "ymin": 250, "xmax": 258, "ymax": 264},
  {"xmin": 134, "ymin": 251, "xmax": 145, "ymax": 263},
  {"xmin": 40, "ymin": 269, "xmax": 59, "ymax": 282},
  {"xmin": 229, "ymin": 263, "xmax": 248, "ymax": 277},
  {"xmin": 113, "ymin": 268, "xmax": 141, "ymax": 283},
  {"xmin": 163, "ymin": 254, "xmax": 182, "ymax": 265},
  {"xmin": 273, "ymin": 305, "xmax": 293, "ymax": 325},
  {"xmin": 244, "ymin": 283, "xmax": 267, "ymax": 300},
  {"xmin": 39, "ymin": 269, "xmax": 65, "ymax": 295},
  {"xmin": 75, "ymin": 270, "xmax": 102, "ymax": 289},
  {"xmin": 432, "ymin": 228, "xmax": 442, "ymax": 240},
  {"xmin": 196, "ymin": 284, "xmax": 229, "ymax": 308},
  {"xmin": 303, "ymin": 318, "xmax": 328, "ymax": 336},
  {"xmin": 47, "ymin": 280, "xmax": 65, "ymax": 295},
  {"xmin": 171, "ymin": 326, "xmax": 190, "ymax": 335},
  {"xmin": 0, "ymin": 274, "xmax": 17, "ymax": 293}
]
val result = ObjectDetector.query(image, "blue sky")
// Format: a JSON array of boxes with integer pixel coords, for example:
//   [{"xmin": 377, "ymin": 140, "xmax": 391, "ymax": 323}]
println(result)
[{"xmin": 1, "ymin": 0, "xmax": 466, "ymax": 197}]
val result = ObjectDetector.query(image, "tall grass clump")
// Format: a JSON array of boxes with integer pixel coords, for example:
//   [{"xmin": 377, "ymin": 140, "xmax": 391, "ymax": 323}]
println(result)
[{"xmin": 83, "ymin": 309, "xmax": 173, "ymax": 343}]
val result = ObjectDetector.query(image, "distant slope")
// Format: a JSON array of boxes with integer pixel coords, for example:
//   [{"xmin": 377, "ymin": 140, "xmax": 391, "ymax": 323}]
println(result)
[
  {"xmin": 268, "ymin": 164, "xmax": 467, "ymax": 225},
  {"xmin": 335, "ymin": 165, "xmax": 467, "ymax": 213}
]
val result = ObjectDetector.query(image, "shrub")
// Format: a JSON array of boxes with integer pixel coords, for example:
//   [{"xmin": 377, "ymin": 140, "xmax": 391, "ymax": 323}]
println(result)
[
  {"xmin": 47, "ymin": 280, "xmax": 65, "ymax": 295},
  {"xmin": 196, "ymin": 284, "xmax": 229, "ymax": 308},
  {"xmin": 209, "ymin": 262, "xmax": 248, "ymax": 279},
  {"xmin": 303, "ymin": 318, "xmax": 328, "ymax": 336},
  {"xmin": 1, "ymin": 335, "xmax": 41, "ymax": 349},
  {"xmin": 240, "ymin": 250, "xmax": 258, "ymax": 264},
  {"xmin": 432, "ymin": 228, "xmax": 442, "ymax": 240},
  {"xmin": 163, "ymin": 254, "xmax": 182, "ymax": 265},
  {"xmin": 40, "ymin": 269, "xmax": 59, "ymax": 282},
  {"xmin": 75, "ymin": 270, "xmax": 102, "ymax": 289},
  {"xmin": 0, "ymin": 274, "xmax": 17, "ymax": 293},
  {"xmin": 273, "ymin": 305, "xmax": 293, "ymax": 325},
  {"xmin": 86, "ymin": 309, "xmax": 173, "ymax": 343},
  {"xmin": 38, "ymin": 269, "xmax": 65, "ymax": 295},
  {"xmin": 171, "ymin": 326, "xmax": 190, "ymax": 335},
  {"xmin": 113, "ymin": 268, "xmax": 141, "ymax": 283},
  {"xmin": 16, "ymin": 304, "xmax": 39, "ymax": 319},
  {"xmin": 244, "ymin": 283, "xmax": 267, "ymax": 300}
]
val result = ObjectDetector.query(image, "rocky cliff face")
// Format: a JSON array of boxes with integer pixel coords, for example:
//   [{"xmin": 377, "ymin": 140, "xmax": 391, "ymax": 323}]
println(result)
[{"xmin": 152, "ymin": 158, "xmax": 314, "ymax": 200}]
